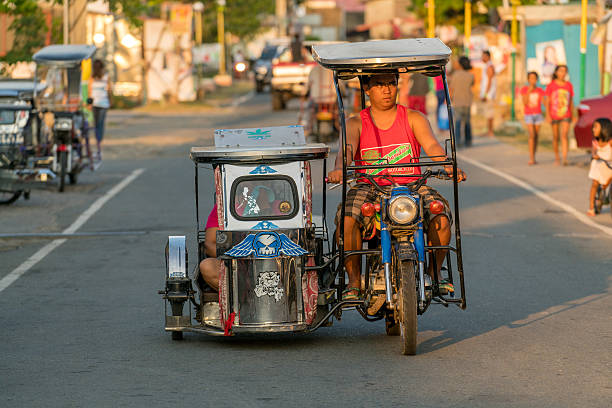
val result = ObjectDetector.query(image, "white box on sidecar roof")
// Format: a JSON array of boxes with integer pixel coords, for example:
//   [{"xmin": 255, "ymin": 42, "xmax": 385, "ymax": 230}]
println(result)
[{"xmin": 214, "ymin": 125, "xmax": 305, "ymax": 148}]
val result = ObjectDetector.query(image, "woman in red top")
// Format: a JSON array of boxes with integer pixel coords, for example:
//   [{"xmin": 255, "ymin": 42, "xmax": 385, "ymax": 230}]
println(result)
[
  {"xmin": 521, "ymin": 71, "xmax": 545, "ymax": 165},
  {"xmin": 545, "ymin": 65, "xmax": 574, "ymax": 166}
]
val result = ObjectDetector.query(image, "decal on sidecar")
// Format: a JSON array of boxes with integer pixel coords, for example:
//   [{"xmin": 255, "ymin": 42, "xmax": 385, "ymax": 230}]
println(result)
[
  {"xmin": 251, "ymin": 221, "xmax": 280, "ymax": 230},
  {"xmin": 249, "ymin": 165, "xmax": 277, "ymax": 175},
  {"xmin": 254, "ymin": 271, "xmax": 284, "ymax": 301},
  {"xmin": 225, "ymin": 231, "xmax": 308, "ymax": 258}
]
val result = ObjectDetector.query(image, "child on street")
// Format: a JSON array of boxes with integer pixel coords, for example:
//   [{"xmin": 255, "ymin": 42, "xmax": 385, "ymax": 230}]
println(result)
[
  {"xmin": 544, "ymin": 65, "xmax": 574, "ymax": 166},
  {"xmin": 520, "ymin": 72, "xmax": 545, "ymax": 165},
  {"xmin": 587, "ymin": 118, "xmax": 612, "ymax": 216}
]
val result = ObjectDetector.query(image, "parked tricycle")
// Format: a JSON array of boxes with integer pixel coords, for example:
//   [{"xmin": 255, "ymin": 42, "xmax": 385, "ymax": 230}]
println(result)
[
  {"xmin": 33, "ymin": 44, "xmax": 97, "ymax": 192},
  {"xmin": 0, "ymin": 79, "xmax": 55, "ymax": 204},
  {"xmin": 160, "ymin": 39, "xmax": 466, "ymax": 355}
]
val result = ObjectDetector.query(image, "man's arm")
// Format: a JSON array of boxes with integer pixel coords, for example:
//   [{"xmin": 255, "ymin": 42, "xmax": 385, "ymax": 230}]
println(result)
[
  {"xmin": 408, "ymin": 110, "xmax": 466, "ymax": 182},
  {"xmin": 327, "ymin": 115, "xmax": 360, "ymax": 183},
  {"xmin": 484, "ymin": 65, "xmax": 495, "ymax": 96}
]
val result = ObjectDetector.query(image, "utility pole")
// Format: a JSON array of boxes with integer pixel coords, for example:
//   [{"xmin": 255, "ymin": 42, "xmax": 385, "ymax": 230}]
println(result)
[
  {"xmin": 579, "ymin": 0, "xmax": 588, "ymax": 99},
  {"xmin": 511, "ymin": 0, "xmax": 519, "ymax": 121},
  {"xmin": 63, "ymin": 0, "xmax": 69, "ymax": 44},
  {"xmin": 217, "ymin": 0, "xmax": 226, "ymax": 75},
  {"xmin": 465, "ymin": 0, "xmax": 472, "ymax": 55},
  {"xmin": 427, "ymin": 0, "xmax": 435, "ymax": 38},
  {"xmin": 276, "ymin": 0, "xmax": 287, "ymax": 37}
]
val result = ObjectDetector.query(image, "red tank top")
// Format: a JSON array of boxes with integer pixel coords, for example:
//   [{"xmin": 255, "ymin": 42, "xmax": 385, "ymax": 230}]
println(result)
[{"xmin": 354, "ymin": 105, "xmax": 422, "ymax": 185}]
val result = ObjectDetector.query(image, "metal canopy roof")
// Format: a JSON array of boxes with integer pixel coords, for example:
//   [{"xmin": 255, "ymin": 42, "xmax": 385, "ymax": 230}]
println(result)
[
  {"xmin": 0, "ymin": 80, "xmax": 45, "ymax": 98},
  {"xmin": 190, "ymin": 144, "xmax": 329, "ymax": 164},
  {"xmin": 33, "ymin": 45, "xmax": 97, "ymax": 65},
  {"xmin": 312, "ymin": 38, "xmax": 451, "ymax": 78}
]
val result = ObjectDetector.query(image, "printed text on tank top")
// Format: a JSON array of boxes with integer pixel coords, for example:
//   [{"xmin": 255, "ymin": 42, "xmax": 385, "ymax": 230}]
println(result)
[{"xmin": 355, "ymin": 105, "xmax": 422, "ymax": 185}]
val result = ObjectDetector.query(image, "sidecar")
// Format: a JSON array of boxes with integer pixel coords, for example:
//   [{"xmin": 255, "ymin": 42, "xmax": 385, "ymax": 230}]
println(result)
[
  {"xmin": 160, "ymin": 126, "xmax": 330, "ymax": 338},
  {"xmin": 0, "ymin": 79, "xmax": 55, "ymax": 204}
]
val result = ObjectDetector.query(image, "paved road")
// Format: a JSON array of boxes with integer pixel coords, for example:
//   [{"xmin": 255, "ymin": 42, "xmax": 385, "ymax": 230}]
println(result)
[{"xmin": 1, "ymin": 93, "xmax": 611, "ymax": 407}]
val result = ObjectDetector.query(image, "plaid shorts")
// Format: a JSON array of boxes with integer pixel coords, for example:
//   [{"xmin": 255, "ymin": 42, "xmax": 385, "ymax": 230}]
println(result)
[{"xmin": 335, "ymin": 183, "xmax": 452, "ymax": 232}]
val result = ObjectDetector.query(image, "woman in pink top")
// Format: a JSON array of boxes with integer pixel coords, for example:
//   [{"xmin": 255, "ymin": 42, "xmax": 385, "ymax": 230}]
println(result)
[{"xmin": 545, "ymin": 65, "xmax": 574, "ymax": 165}]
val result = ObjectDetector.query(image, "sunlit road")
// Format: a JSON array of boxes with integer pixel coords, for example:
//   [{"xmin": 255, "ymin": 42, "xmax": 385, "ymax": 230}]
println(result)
[{"xmin": 1, "ymin": 92, "xmax": 610, "ymax": 407}]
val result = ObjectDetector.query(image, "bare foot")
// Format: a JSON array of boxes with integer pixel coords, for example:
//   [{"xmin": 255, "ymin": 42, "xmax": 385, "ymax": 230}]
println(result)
[
  {"xmin": 554, "ymin": 159, "xmax": 561, "ymax": 166},
  {"xmin": 587, "ymin": 209, "xmax": 596, "ymax": 217},
  {"xmin": 528, "ymin": 160, "xmax": 536, "ymax": 166},
  {"xmin": 562, "ymin": 160, "xmax": 568, "ymax": 166}
]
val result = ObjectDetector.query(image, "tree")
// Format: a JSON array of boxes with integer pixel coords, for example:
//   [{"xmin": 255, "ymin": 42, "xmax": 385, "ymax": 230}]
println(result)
[
  {"xmin": 410, "ymin": 0, "xmax": 537, "ymax": 32},
  {"xmin": 0, "ymin": 1, "xmax": 48, "ymax": 65}
]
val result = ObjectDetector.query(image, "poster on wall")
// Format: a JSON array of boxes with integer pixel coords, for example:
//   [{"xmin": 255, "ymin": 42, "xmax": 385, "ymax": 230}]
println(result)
[{"xmin": 534, "ymin": 40, "xmax": 567, "ymax": 85}]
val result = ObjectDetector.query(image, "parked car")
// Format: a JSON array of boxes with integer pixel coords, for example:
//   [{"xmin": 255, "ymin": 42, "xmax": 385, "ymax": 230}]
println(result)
[{"xmin": 574, "ymin": 92, "xmax": 612, "ymax": 148}]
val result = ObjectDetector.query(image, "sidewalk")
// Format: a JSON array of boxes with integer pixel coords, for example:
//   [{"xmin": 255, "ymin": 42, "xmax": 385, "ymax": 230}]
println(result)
[{"xmin": 456, "ymin": 134, "xmax": 612, "ymax": 231}]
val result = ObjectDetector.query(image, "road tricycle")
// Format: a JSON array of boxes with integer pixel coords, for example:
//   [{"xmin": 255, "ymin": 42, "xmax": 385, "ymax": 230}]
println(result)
[
  {"xmin": 160, "ymin": 39, "xmax": 466, "ymax": 355},
  {"xmin": 33, "ymin": 44, "xmax": 97, "ymax": 192}
]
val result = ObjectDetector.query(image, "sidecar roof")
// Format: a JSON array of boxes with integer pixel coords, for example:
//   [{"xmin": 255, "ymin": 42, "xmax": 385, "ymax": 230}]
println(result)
[
  {"xmin": 0, "ymin": 80, "xmax": 46, "ymax": 99},
  {"xmin": 33, "ymin": 45, "xmax": 97, "ymax": 66},
  {"xmin": 312, "ymin": 38, "xmax": 451, "ymax": 79},
  {"xmin": 190, "ymin": 125, "xmax": 329, "ymax": 164}
]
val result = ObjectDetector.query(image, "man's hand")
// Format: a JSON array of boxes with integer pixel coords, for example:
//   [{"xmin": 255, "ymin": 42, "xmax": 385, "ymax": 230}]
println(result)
[
  {"xmin": 327, "ymin": 168, "xmax": 343, "ymax": 184},
  {"xmin": 444, "ymin": 165, "xmax": 467, "ymax": 182}
]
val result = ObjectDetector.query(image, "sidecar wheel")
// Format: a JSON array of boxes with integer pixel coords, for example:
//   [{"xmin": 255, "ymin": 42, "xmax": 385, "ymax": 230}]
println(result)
[
  {"xmin": 399, "ymin": 260, "xmax": 417, "ymax": 355},
  {"xmin": 0, "ymin": 190, "xmax": 22, "ymax": 205},
  {"xmin": 171, "ymin": 331, "xmax": 183, "ymax": 341}
]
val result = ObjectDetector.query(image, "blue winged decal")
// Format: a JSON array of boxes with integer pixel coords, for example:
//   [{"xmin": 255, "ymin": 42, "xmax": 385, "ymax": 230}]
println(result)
[
  {"xmin": 278, "ymin": 234, "xmax": 308, "ymax": 256},
  {"xmin": 225, "ymin": 234, "xmax": 256, "ymax": 257}
]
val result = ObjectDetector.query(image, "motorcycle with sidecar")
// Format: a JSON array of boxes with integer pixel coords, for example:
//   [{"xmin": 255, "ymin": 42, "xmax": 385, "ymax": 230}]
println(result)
[
  {"xmin": 33, "ymin": 44, "xmax": 97, "ymax": 192},
  {"xmin": 160, "ymin": 39, "xmax": 467, "ymax": 355},
  {"xmin": 0, "ymin": 79, "xmax": 55, "ymax": 204}
]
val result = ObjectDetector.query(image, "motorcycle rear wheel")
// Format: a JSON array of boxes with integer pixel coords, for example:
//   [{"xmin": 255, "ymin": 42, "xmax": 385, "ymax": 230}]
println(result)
[
  {"xmin": 58, "ymin": 150, "xmax": 67, "ymax": 192},
  {"xmin": 399, "ymin": 260, "xmax": 417, "ymax": 355}
]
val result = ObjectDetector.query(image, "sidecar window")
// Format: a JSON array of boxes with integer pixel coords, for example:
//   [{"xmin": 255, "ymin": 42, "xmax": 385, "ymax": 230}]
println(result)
[
  {"xmin": 0, "ymin": 110, "xmax": 16, "ymax": 125},
  {"xmin": 230, "ymin": 175, "xmax": 299, "ymax": 221}
]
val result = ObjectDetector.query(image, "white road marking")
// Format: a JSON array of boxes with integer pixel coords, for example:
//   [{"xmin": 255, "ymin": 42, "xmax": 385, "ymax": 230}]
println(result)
[
  {"xmin": 231, "ymin": 91, "xmax": 255, "ymax": 107},
  {"xmin": 458, "ymin": 154, "xmax": 612, "ymax": 238},
  {"xmin": 0, "ymin": 168, "xmax": 145, "ymax": 292}
]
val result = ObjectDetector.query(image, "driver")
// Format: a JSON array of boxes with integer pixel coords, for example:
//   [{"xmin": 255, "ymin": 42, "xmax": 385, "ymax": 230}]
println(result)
[{"xmin": 326, "ymin": 73, "xmax": 466, "ymax": 300}]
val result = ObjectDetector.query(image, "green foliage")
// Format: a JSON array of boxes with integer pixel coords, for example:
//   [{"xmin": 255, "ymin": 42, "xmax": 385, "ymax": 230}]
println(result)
[
  {"xmin": 200, "ymin": 0, "xmax": 275, "ymax": 41},
  {"xmin": 410, "ymin": 0, "xmax": 536, "ymax": 31},
  {"xmin": 0, "ymin": 0, "xmax": 47, "ymax": 64}
]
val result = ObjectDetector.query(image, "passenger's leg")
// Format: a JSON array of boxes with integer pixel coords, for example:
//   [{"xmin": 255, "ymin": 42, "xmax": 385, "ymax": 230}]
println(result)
[{"xmin": 199, "ymin": 258, "xmax": 222, "ymax": 291}]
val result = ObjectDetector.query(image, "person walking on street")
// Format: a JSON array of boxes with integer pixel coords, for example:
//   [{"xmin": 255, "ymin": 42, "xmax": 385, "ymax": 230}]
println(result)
[
  {"xmin": 88, "ymin": 59, "xmax": 111, "ymax": 160},
  {"xmin": 544, "ymin": 65, "xmax": 574, "ymax": 166},
  {"xmin": 520, "ymin": 71, "xmax": 545, "ymax": 165},
  {"xmin": 399, "ymin": 73, "xmax": 429, "ymax": 115},
  {"xmin": 449, "ymin": 56, "xmax": 474, "ymax": 147},
  {"xmin": 479, "ymin": 50, "xmax": 496, "ymax": 137}
]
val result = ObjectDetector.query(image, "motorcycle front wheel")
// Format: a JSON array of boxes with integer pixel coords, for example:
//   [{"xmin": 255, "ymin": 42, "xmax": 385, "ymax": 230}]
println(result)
[{"xmin": 399, "ymin": 260, "xmax": 417, "ymax": 355}]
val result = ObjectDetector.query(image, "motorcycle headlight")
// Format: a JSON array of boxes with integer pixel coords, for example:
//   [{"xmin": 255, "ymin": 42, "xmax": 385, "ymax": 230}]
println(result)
[
  {"xmin": 256, "ymin": 66, "xmax": 268, "ymax": 75},
  {"xmin": 388, "ymin": 196, "xmax": 418, "ymax": 225},
  {"xmin": 54, "ymin": 117, "xmax": 72, "ymax": 131}
]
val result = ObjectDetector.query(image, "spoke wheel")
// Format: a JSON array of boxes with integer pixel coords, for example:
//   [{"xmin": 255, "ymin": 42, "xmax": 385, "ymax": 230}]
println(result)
[
  {"xmin": 399, "ymin": 260, "xmax": 417, "ymax": 355},
  {"xmin": 0, "ymin": 190, "xmax": 22, "ymax": 205}
]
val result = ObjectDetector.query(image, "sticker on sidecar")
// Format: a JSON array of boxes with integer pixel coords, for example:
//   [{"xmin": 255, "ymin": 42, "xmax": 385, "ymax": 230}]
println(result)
[
  {"xmin": 249, "ymin": 165, "xmax": 277, "ymax": 175},
  {"xmin": 0, "ymin": 133, "xmax": 23, "ymax": 145},
  {"xmin": 225, "ymin": 232, "xmax": 308, "ymax": 258},
  {"xmin": 251, "ymin": 221, "xmax": 279, "ymax": 230},
  {"xmin": 254, "ymin": 271, "xmax": 284, "ymax": 301}
]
